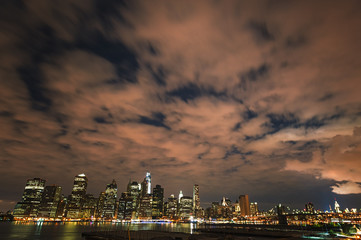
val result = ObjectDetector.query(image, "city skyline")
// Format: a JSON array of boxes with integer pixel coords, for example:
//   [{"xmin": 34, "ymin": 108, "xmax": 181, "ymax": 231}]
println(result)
[
  {"xmin": 10, "ymin": 172, "xmax": 359, "ymax": 215},
  {"xmin": 1, "ymin": 1, "xmax": 361, "ymax": 212}
]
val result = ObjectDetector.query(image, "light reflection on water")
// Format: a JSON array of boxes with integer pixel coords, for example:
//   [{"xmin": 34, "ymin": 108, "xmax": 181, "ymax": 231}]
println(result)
[{"xmin": 0, "ymin": 221, "xmax": 196, "ymax": 240}]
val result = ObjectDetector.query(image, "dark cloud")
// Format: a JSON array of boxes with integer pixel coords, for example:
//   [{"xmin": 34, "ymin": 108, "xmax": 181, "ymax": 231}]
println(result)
[
  {"xmin": 167, "ymin": 83, "xmax": 227, "ymax": 102},
  {"xmin": 139, "ymin": 112, "xmax": 170, "ymax": 130},
  {"xmin": 247, "ymin": 21, "xmax": 275, "ymax": 42}
]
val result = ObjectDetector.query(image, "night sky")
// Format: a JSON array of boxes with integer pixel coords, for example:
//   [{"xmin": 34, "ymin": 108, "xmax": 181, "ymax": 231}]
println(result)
[{"xmin": 1, "ymin": 0, "xmax": 361, "ymax": 212}]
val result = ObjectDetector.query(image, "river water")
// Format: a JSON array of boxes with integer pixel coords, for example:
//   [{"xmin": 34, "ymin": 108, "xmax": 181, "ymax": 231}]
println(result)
[{"xmin": 0, "ymin": 221, "xmax": 197, "ymax": 240}]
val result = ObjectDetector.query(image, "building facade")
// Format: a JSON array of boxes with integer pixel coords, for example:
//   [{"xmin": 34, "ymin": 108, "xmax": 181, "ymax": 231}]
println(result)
[
  {"xmin": 13, "ymin": 178, "xmax": 46, "ymax": 218},
  {"xmin": 38, "ymin": 185, "xmax": 62, "ymax": 218},
  {"xmin": 102, "ymin": 179, "xmax": 118, "ymax": 219},
  {"xmin": 239, "ymin": 195, "xmax": 250, "ymax": 216},
  {"xmin": 66, "ymin": 173, "xmax": 88, "ymax": 219}
]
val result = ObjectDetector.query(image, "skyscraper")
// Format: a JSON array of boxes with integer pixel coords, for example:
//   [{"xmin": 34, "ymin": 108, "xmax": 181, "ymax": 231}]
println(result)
[
  {"xmin": 38, "ymin": 185, "xmax": 62, "ymax": 218},
  {"xmin": 166, "ymin": 194, "xmax": 178, "ymax": 219},
  {"xmin": 96, "ymin": 192, "xmax": 105, "ymax": 218},
  {"xmin": 178, "ymin": 190, "xmax": 183, "ymax": 203},
  {"xmin": 141, "ymin": 172, "xmax": 152, "ymax": 197},
  {"xmin": 193, "ymin": 184, "xmax": 201, "ymax": 218},
  {"xmin": 13, "ymin": 178, "xmax": 46, "ymax": 218},
  {"xmin": 138, "ymin": 194, "xmax": 152, "ymax": 219},
  {"xmin": 127, "ymin": 180, "xmax": 141, "ymax": 218},
  {"xmin": 250, "ymin": 202, "xmax": 258, "ymax": 216},
  {"xmin": 102, "ymin": 179, "xmax": 118, "ymax": 219},
  {"xmin": 118, "ymin": 192, "xmax": 133, "ymax": 220},
  {"xmin": 82, "ymin": 194, "xmax": 98, "ymax": 219},
  {"xmin": 239, "ymin": 195, "xmax": 250, "ymax": 216},
  {"xmin": 67, "ymin": 173, "xmax": 88, "ymax": 219},
  {"xmin": 179, "ymin": 196, "xmax": 193, "ymax": 219},
  {"xmin": 152, "ymin": 184, "xmax": 164, "ymax": 218}
]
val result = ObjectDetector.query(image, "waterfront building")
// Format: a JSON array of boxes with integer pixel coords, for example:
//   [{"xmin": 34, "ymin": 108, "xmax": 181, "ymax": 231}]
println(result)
[
  {"xmin": 102, "ymin": 179, "xmax": 118, "ymax": 219},
  {"xmin": 83, "ymin": 194, "xmax": 98, "ymax": 219},
  {"xmin": 66, "ymin": 173, "xmax": 88, "ymax": 219},
  {"xmin": 193, "ymin": 184, "xmax": 201, "ymax": 218},
  {"xmin": 178, "ymin": 190, "xmax": 183, "ymax": 203},
  {"xmin": 179, "ymin": 196, "xmax": 193, "ymax": 219},
  {"xmin": 239, "ymin": 194, "xmax": 250, "ymax": 216},
  {"xmin": 138, "ymin": 194, "xmax": 152, "ymax": 219},
  {"xmin": 13, "ymin": 178, "xmax": 46, "ymax": 218},
  {"xmin": 118, "ymin": 192, "xmax": 133, "ymax": 220},
  {"xmin": 127, "ymin": 180, "xmax": 141, "ymax": 218},
  {"xmin": 56, "ymin": 195, "xmax": 67, "ymax": 218},
  {"xmin": 38, "ymin": 185, "xmax": 62, "ymax": 218},
  {"xmin": 95, "ymin": 192, "xmax": 105, "ymax": 218},
  {"xmin": 141, "ymin": 172, "xmax": 152, "ymax": 197},
  {"xmin": 250, "ymin": 202, "xmax": 259, "ymax": 216},
  {"xmin": 166, "ymin": 194, "xmax": 178, "ymax": 219},
  {"xmin": 152, "ymin": 184, "xmax": 164, "ymax": 218},
  {"xmin": 335, "ymin": 200, "xmax": 341, "ymax": 213}
]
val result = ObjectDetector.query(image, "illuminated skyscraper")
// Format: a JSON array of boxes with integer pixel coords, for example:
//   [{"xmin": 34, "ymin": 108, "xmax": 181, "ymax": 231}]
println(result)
[
  {"xmin": 13, "ymin": 178, "xmax": 46, "ymax": 218},
  {"xmin": 193, "ymin": 184, "xmax": 201, "ymax": 218},
  {"xmin": 335, "ymin": 200, "xmax": 341, "ymax": 213},
  {"xmin": 239, "ymin": 195, "xmax": 250, "ymax": 216},
  {"xmin": 102, "ymin": 179, "xmax": 118, "ymax": 219},
  {"xmin": 179, "ymin": 196, "xmax": 193, "ymax": 219},
  {"xmin": 178, "ymin": 190, "xmax": 183, "ymax": 203},
  {"xmin": 166, "ymin": 194, "xmax": 178, "ymax": 219},
  {"xmin": 82, "ymin": 194, "xmax": 98, "ymax": 219},
  {"xmin": 250, "ymin": 202, "xmax": 258, "ymax": 216},
  {"xmin": 67, "ymin": 173, "xmax": 88, "ymax": 219},
  {"xmin": 38, "ymin": 185, "xmax": 62, "ymax": 218},
  {"xmin": 138, "ymin": 194, "xmax": 152, "ymax": 219},
  {"xmin": 118, "ymin": 192, "xmax": 133, "ymax": 220},
  {"xmin": 127, "ymin": 180, "xmax": 141, "ymax": 218},
  {"xmin": 141, "ymin": 172, "xmax": 152, "ymax": 197},
  {"xmin": 152, "ymin": 184, "xmax": 164, "ymax": 218},
  {"xmin": 96, "ymin": 192, "xmax": 105, "ymax": 218}
]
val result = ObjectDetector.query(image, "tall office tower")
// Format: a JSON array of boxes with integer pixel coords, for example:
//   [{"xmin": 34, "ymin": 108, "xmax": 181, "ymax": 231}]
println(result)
[
  {"xmin": 152, "ymin": 184, "xmax": 164, "ymax": 218},
  {"xmin": 127, "ymin": 181, "xmax": 141, "ymax": 218},
  {"xmin": 38, "ymin": 185, "xmax": 62, "ymax": 218},
  {"xmin": 118, "ymin": 192, "xmax": 133, "ymax": 220},
  {"xmin": 56, "ymin": 195, "xmax": 67, "ymax": 218},
  {"xmin": 250, "ymin": 202, "xmax": 258, "ymax": 216},
  {"xmin": 193, "ymin": 184, "xmax": 200, "ymax": 218},
  {"xmin": 167, "ymin": 194, "xmax": 178, "ymax": 219},
  {"xmin": 178, "ymin": 190, "xmax": 183, "ymax": 203},
  {"xmin": 141, "ymin": 172, "xmax": 152, "ymax": 197},
  {"xmin": 67, "ymin": 173, "xmax": 88, "ymax": 219},
  {"xmin": 13, "ymin": 178, "xmax": 46, "ymax": 218},
  {"xmin": 82, "ymin": 194, "xmax": 98, "ymax": 219},
  {"xmin": 102, "ymin": 179, "xmax": 118, "ymax": 219},
  {"xmin": 179, "ymin": 196, "xmax": 193, "ymax": 219},
  {"xmin": 238, "ymin": 195, "xmax": 250, "ymax": 216},
  {"xmin": 138, "ymin": 194, "xmax": 153, "ymax": 219},
  {"xmin": 95, "ymin": 192, "xmax": 105, "ymax": 218},
  {"xmin": 334, "ymin": 200, "xmax": 341, "ymax": 213}
]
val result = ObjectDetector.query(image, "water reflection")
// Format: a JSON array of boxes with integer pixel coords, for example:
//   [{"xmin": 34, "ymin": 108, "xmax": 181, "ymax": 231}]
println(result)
[{"xmin": 0, "ymin": 221, "xmax": 196, "ymax": 240}]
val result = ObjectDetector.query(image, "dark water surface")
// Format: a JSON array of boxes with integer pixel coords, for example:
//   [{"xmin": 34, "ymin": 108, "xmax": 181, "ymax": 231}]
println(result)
[{"xmin": 0, "ymin": 221, "xmax": 196, "ymax": 240}]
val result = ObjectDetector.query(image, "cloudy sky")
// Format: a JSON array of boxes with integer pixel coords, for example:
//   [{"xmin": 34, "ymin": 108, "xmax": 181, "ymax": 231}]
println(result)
[{"xmin": 1, "ymin": 0, "xmax": 361, "ymax": 212}]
